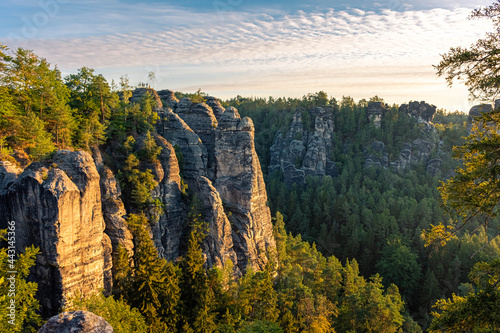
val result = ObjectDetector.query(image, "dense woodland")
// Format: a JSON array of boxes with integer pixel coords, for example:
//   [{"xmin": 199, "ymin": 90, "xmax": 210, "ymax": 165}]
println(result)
[
  {"xmin": 228, "ymin": 95, "xmax": 500, "ymax": 329},
  {"xmin": 2, "ymin": 2, "xmax": 500, "ymax": 330}
]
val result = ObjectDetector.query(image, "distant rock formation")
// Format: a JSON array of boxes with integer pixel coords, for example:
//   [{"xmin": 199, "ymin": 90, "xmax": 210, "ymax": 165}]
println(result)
[
  {"xmin": 270, "ymin": 101, "xmax": 443, "ymax": 186},
  {"xmin": 38, "ymin": 311, "xmax": 113, "ymax": 333},
  {"xmin": 268, "ymin": 106, "xmax": 337, "ymax": 187},
  {"xmin": 367, "ymin": 102, "xmax": 388, "ymax": 128},
  {"xmin": 399, "ymin": 101, "xmax": 437, "ymax": 124},
  {"xmin": 0, "ymin": 151, "xmax": 112, "ymax": 316},
  {"xmin": 469, "ymin": 103, "xmax": 493, "ymax": 121}
]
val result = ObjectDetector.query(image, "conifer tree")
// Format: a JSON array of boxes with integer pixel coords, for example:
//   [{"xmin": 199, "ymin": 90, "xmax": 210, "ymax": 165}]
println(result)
[
  {"xmin": 178, "ymin": 212, "xmax": 217, "ymax": 333},
  {"xmin": 0, "ymin": 230, "xmax": 42, "ymax": 333}
]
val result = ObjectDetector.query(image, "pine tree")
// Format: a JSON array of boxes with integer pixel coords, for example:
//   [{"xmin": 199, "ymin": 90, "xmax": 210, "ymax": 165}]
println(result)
[
  {"xmin": 0, "ymin": 230, "xmax": 42, "ymax": 333},
  {"xmin": 125, "ymin": 214, "xmax": 181, "ymax": 332},
  {"xmin": 178, "ymin": 211, "xmax": 216, "ymax": 333}
]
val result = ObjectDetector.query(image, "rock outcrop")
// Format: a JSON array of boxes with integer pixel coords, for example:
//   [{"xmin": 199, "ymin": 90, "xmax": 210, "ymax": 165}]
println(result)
[
  {"xmin": 157, "ymin": 89, "xmax": 179, "ymax": 109},
  {"xmin": 0, "ymin": 151, "xmax": 111, "ymax": 316},
  {"xmin": 215, "ymin": 107, "xmax": 276, "ymax": 271},
  {"xmin": 38, "ymin": 311, "xmax": 113, "ymax": 333},
  {"xmin": 155, "ymin": 95, "xmax": 276, "ymax": 273},
  {"xmin": 271, "ymin": 101, "xmax": 443, "ymax": 186},
  {"xmin": 399, "ymin": 101, "xmax": 437, "ymax": 124},
  {"xmin": 148, "ymin": 135, "xmax": 187, "ymax": 261},
  {"xmin": 129, "ymin": 88, "xmax": 162, "ymax": 109},
  {"xmin": 0, "ymin": 90, "xmax": 277, "ymax": 316},
  {"xmin": 92, "ymin": 147, "xmax": 134, "ymax": 258},
  {"xmin": 367, "ymin": 102, "xmax": 388, "ymax": 128},
  {"xmin": 268, "ymin": 107, "xmax": 337, "ymax": 186},
  {"xmin": 469, "ymin": 103, "xmax": 493, "ymax": 121}
]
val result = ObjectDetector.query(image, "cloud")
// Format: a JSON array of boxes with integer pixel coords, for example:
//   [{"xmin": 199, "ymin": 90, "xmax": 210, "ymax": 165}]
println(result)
[{"xmin": 3, "ymin": 5, "xmax": 492, "ymax": 111}]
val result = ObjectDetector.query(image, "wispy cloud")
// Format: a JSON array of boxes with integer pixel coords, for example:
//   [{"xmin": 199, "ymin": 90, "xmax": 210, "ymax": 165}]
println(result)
[{"xmin": 2, "ymin": 3, "xmax": 493, "ymax": 111}]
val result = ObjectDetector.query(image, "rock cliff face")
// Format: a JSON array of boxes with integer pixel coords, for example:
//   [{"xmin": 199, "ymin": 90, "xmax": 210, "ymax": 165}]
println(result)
[
  {"xmin": 214, "ymin": 107, "xmax": 275, "ymax": 271},
  {"xmin": 0, "ymin": 90, "xmax": 277, "ymax": 316},
  {"xmin": 399, "ymin": 101, "xmax": 436, "ymax": 124},
  {"xmin": 155, "ymin": 95, "xmax": 276, "ymax": 272},
  {"xmin": 367, "ymin": 102, "xmax": 388, "ymax": 129},
  {"xmin": 366, "ymin": 102, "xmax": 440, "ymax": 174},
  {"xmin": 270, "ymin": 101, "xmax": 442, "ymax": 186},
  {"xmin": 268, "ymin": 107, "xmax": 337, "ymax": 187},
  {"xmin": 0, "ymin": 151, "xmax": 111, "ymax": 316}
]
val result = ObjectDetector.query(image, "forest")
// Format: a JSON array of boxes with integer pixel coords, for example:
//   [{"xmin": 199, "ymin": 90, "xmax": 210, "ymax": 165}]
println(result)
[{"xmin": 1, "ymin": 2, "xmax": 500, "ymax": 332}]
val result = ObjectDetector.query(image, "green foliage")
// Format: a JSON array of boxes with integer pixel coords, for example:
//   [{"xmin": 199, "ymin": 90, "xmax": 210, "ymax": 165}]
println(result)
[
  {"xmin": 116, "ymin": 214, "xmax": 181, "ymax": 332},
  {"xmin": 237, "ymin": 91, "xmax": 487, "ymax": 329},
  {"xmin": 65, "ymin": 293, "xmax": 147, "ymax": 333},
  {"xmin": 117, "ymin": 152, "xmax": 160, "ymax": 218},
  {"xmin": 429, "ymin": 260, "xmax": 500, "ymax": 332},
  {"xmin": 178, "ymin": 207, "xmax": 217, "ymax": 333},
  {"xmin": 435, "ymin": 1, "xmax": 500, "ymax": 101},
  {"xmin": 176, "ymin": 88, "xmax": 207, "ymax": 104},
  {"xmin": 237, "ymin": 321, "xmax": 283, "ymax": 333},
  {"xmin": 376, "ymin": 238, "xmax": 422, "ymax": 300},
  {"xmin": 0, "ymin": 230, "xmax": 42, "ymax": 333},
  {"xmin": 137, "ymin": 130, "xmax": 162, "ymax": 162},
  {"xmin": 19, "ymin": 112, "xmax": 55, "ymax": 161}
]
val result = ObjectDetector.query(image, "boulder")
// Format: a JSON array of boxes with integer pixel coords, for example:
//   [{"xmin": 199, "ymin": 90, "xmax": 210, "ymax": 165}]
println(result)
[{"xmin": 38, "ymin": 311, "xmax": 113, "ymax": 333}]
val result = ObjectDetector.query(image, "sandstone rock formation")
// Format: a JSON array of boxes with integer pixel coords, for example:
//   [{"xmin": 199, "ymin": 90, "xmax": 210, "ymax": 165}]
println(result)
[
  {"xmin": 148, "ymin": 135, "xmax": 187, "ymax": 261},
  {"xmin": 129, "ymin": 87, "xmax": 162, "ymax": 109},
  {"xmin": 38, "ymin": 311, "xmax": 113, "ymax": 333},
  {"xmin": 0, "ymin": 90, "xmax": 277, "ymax": 317},
  {"xmin": 214, "ymin": 107, "xmax": 276, "ymax": 271},
  {"xmin": 92, "ymin": 147, "xmax": 134, "ymax": 259},
  {"xmin": 271, "ymin": 101, "xmax": 444, "ymax": 185},
  {"xmin": 399, "ymin": 101, "xmax": 437, "ymax": 124},
  {"xmin": 154, "ymin": 95, "xmax": 276, "ymax": 273},
  {"xmin": 268, "ymin": 107, "xmax": 337, "ymax": 186},
  {"xmin": 0, "ymin": 151, "xmax": 111, "ymax": 316},
  {"xmin": 157, "ymin": 89, "xmax": 179, "ymax": 109},
  {"xmin": 367, "ymin": 102, "xmax": 388, "ymax": 128},
  {"xmin": 469, "ymin": 103, "xmax": 493, "ymax": 120}
]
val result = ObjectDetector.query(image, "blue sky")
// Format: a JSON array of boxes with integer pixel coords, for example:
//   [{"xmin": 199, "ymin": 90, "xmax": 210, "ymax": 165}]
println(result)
[{"xmin": 0, "ymin": 0, "xmax": 494, "ymax": 111}]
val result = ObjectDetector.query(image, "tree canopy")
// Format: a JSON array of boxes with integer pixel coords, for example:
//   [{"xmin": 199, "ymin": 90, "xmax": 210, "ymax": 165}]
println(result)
[{"xmin": 435, "ymin": 0, "xmax": 500, "ymax": 101}]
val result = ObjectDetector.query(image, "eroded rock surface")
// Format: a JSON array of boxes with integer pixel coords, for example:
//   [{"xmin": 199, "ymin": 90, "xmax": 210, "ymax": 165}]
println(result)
[
  {"xmin": 400, "ymin": 101, "xmax": 437, "ymax": 124},
  {"xmin": 215, "ymin": 107, "xmax": 276, "ymax": 271},
  {"xmin": 0, "ymin": 151, "xmax": 111, "ymax": 316},
  {"xmin": 155, "ymin": 99, "xmax": 276, "ymax": 273},
  {"xmin": 268, "ymin": 107, "xmax": 337, "ymax": 186},
  {"xmin": 38, "ymin": 311, "xmax": 113, "ymax": 333}
]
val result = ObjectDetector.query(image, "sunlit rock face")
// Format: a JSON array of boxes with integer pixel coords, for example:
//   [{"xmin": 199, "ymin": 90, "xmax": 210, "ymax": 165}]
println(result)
[
  {"xmin": 0, "ymin": 151, "xmax": 111, "ymax": 316},
  {"xmin": 155, "ymin": 95, "xmax": 276, "ymax": 274}
]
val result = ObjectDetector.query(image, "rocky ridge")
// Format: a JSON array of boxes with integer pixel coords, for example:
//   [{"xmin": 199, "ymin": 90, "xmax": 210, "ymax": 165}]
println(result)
[
  {"xmin": 269, "ymin": 101, "xmax": 442, "ymax": 185},
  {"xmin": 156, "ymin": 91, "xmax": 276, "ymax": 272},
  {"xmin": 0, "ymin": 89, "xmax": 276, "ymax": 315},
  {"xmin": 38, "ymin": 311, "xmax": 113, "ymax": 333}
]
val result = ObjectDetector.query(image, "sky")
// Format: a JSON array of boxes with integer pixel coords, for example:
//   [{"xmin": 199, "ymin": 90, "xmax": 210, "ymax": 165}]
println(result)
[{"xmin": 0, "ymin": 0, "xmax": 494, "ymax": 112}]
